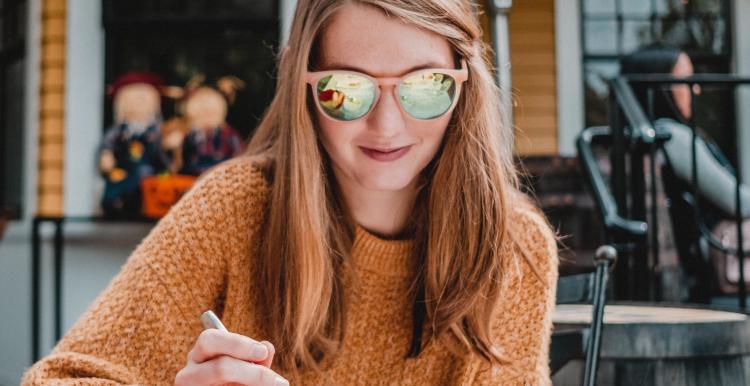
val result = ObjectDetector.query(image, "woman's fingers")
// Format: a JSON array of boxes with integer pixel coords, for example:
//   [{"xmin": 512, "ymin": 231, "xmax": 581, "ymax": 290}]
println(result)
[
  {"xmin": 256, "ymin": 341, "xmax": 276, "ymax": 368},
  {"xmin": 177, "ymin": 329, "xmax": 284, "ymax": 386},
  {"xmin": 175, "ymin": 355, "xmax": 289, "ymax": 386},
  {"xmin": 188, "ymin": 329, "xmax": 269, "ymax": 364}
]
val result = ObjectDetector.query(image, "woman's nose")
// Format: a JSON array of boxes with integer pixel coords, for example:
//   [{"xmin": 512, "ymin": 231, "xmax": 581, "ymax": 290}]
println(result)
[{"xmin": 366, "ymin": 87, "xmax": 406, "ymax": 138}]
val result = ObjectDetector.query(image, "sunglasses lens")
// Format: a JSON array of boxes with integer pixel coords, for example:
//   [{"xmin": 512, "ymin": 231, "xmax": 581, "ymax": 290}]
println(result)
[
  {"xmin": 316, "ymin": 74, "xmax": 376, "ymax": 121},
  {"xmin": 399, "ymin": 72, "xmax": 457, "ymax": 119}
]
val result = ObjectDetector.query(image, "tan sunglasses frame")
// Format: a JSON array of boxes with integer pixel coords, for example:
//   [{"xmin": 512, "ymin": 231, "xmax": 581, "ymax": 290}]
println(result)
[{"xmin": 305, "ymin": 59, "xmax": 469, "ymax": 122}]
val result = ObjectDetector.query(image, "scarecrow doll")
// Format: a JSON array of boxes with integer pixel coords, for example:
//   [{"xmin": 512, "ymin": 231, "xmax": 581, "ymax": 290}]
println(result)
[
  {"xmin": 98, "ymin": 71, "xmax": 169, "ymax": 218},
  {"xmin": 175, "ymin": 75, "xmax": 246, "ymax": 176}
]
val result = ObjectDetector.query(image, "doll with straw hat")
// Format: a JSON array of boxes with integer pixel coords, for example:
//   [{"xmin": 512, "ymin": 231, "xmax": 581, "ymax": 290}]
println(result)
[{"xmin": 98, "ymin": 71, "xmax": 171, "ymax": 217}]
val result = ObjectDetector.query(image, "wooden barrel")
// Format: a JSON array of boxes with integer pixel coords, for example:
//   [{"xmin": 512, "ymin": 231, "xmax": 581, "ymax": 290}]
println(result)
[{"xmin": 553, "ymin": 302, "xmax": 750, "ymax": 385}]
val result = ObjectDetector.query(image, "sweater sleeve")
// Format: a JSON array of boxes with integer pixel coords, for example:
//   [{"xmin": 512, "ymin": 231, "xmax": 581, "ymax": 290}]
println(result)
[
  {"xmin": 472, "ymin": 208, "xmax": 559, "ymax": 386},
  {"xmin": 21, "ymin": 158, "xmax": 269, "ymax": 386}
]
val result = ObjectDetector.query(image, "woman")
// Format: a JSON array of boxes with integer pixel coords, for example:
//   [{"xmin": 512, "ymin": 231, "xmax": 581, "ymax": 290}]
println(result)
[
  {"xmin": 23, "ymin": 1, "xmax": 557, "ymax": 385},
  {"xmin": 621, "ymin": 46, "xmax": 750, "ymax": 298}
]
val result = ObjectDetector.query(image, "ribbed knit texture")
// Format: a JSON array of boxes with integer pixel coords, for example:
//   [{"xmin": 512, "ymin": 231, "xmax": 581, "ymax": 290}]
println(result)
[{"xmin": 21, "ymin": 156, "xmax": 558, "ymax": 385}]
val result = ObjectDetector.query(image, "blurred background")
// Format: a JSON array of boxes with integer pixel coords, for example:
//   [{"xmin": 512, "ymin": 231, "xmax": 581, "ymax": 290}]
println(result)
[{"xmin": 1, "ymin": 0, "xmax": 749, "ymax": 385}]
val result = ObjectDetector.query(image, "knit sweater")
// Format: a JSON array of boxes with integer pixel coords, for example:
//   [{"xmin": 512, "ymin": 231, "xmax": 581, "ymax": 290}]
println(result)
[{"xmin": 22, "ymin": 157, "xmax": 558, "ymax": 385}]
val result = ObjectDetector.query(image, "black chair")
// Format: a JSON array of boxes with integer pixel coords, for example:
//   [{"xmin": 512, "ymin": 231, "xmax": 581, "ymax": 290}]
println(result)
[{"xmin": 550, "ymin": 244, "xmax": 617, "ymax": 386}]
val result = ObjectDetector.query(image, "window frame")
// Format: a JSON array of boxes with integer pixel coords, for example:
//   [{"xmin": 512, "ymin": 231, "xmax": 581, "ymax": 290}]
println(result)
[{"xmin": 0, "ymin": 0, "xmax": 28, "ymax": 220}]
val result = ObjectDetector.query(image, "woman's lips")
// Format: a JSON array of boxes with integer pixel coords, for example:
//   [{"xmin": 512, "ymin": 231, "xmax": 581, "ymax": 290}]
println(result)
[{"xmin": 359, "ymin": 145, "xmax": 412, "ymax": 162}]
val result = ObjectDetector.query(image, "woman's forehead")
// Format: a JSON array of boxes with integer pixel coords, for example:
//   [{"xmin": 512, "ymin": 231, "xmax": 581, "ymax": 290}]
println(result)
[{"xmin": 317, "ymin": 3, "xmax": 454, "ymax": 77}]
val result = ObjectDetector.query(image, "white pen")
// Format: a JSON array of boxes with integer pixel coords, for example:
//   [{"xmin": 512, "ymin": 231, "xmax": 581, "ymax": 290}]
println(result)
[{"xmin": 201, "ymin": 310, "xmax": 228, "ymax": 332}]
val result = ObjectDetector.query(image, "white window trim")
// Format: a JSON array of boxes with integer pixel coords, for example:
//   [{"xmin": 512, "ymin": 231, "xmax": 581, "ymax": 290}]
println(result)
[
  {"xmin": 57, "ymin": 1, "xmax": 298, "ymax": 217},
  {"xmin": 63, "ymin": 0, "xmax": 105, "ymax": 217},
  {"xmin": 554, "ymin": 0, "xmax": 584, "ymax": 157},
  {"xmin": 735, "ymin": 0, "xmax": 750, "ymax": 183},
  {"xmin": 281, "ymin": 0, "xmax": 297, "ymax": 45},
  {"xmin": 23, "ymin": 0, "xmax": 41, "ymax": 221}
]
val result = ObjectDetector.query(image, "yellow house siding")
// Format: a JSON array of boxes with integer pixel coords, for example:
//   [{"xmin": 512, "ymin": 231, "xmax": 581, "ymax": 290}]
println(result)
[
  {"xmin": 509, "ymin": 0, "xmax": 558, "ymax": 155},
  {"xmin": 37, "ymin": 0, "xmax": 66, "ymax": 216}
]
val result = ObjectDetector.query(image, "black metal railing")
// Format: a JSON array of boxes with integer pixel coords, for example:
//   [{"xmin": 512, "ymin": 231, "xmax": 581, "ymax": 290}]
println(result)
[{"xmin": 578, "ymin": 74, "xmax": 750, "ymax": 309}]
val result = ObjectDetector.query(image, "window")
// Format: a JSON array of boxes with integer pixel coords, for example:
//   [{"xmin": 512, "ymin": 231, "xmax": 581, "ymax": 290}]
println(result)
[
  {"xmin": 581, "ymin": 0, "xmax": 735, "ymax": 161},
  {"xmin": 0, "ymin": 0, "xmax": 27, "ymax": 219},
  {"xmin": 102, "ymin": 0, "xmax": 279, "ymax": 139},
  {"xmin": 96, "ymin": 0, "xmax": 280, "ymax": 219}
]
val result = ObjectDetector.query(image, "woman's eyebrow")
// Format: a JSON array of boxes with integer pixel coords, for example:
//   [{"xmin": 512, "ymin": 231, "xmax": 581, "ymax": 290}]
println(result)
[{"xmin": 320, "ymin": 61, "xmax": 448, "ymax": 76}]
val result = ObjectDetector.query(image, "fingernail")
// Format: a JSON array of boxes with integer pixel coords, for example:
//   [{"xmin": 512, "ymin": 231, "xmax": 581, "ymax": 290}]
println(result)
[
  {"xmin": 252, "ymin": 343, "xmax": 268, "ymax": 358},
  {"xmin": 275, "ymin": 376, "xmax": 289, "ymax": 386}
]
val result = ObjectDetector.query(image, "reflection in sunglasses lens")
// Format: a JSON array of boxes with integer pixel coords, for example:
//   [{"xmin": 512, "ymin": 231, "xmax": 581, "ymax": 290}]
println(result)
[
  {"xmin": 399, "ymin": 72, "xmax": 456, "ymax": 120},
  {"xmin": 317, "ymin": 74, "xmax": 376, "ymax": 121}
]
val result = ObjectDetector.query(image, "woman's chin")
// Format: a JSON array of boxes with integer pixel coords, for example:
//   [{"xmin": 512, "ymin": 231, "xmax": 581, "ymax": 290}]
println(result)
[{"xmin": 354, "ymin": 172, "xmax": 417, "ymax": 192}]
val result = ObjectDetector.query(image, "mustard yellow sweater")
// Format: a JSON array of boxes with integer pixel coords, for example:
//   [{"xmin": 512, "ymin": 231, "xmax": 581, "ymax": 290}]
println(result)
[{"xmin": 22, "ymin": 157, "xmax": 558, "ymax": 385}]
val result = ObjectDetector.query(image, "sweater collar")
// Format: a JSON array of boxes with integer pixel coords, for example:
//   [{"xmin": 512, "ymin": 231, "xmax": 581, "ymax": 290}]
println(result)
[{"xmin": 351, "ymin": 224, "xmax": 415, "ymax": 277}]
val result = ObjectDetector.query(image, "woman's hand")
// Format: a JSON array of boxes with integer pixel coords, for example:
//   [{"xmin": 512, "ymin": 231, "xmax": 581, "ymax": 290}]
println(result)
[{"xmin": 175, "ymin": 329, "xmax": 289, "ymax": 386}]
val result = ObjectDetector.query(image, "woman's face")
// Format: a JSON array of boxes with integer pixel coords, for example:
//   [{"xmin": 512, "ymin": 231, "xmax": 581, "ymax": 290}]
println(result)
[
  {"xmin": 671, "ymin": 53, "xmax": 700, "ymax": 120},
  {"xmin": 314, "ymin": 3, "xmax": 455, "ymax": 193}
]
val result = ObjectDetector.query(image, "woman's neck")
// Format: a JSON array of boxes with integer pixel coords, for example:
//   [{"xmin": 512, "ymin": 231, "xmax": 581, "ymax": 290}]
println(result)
[{"xmin": 334, "ymin": 169, "xmax": 418, "ymax": 239}]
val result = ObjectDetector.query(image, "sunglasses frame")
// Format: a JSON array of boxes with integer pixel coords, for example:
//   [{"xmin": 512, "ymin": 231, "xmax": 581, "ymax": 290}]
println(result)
[{"xmin": 305, "ymin": 58, "xmax": 468, "ymax": 123}]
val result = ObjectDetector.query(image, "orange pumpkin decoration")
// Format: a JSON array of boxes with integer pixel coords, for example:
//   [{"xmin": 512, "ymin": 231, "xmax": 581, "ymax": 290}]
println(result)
[{"xmin": 140, "ymin": 174, "xmax": 197, "ymax": 219}]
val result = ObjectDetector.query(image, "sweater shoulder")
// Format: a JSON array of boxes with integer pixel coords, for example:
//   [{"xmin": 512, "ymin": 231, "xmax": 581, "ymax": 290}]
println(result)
[
  {"xmin": 471, "ymin": 198, "xmax": 558, "ymax": 383},
  {"xmin": 178, "ymin": 156, "xmax": 272, "ymax": 217},
  {"xmin": 196, "ymin": 156, "xmax": 271, "ymax": 198},
  {"xmin": 505, "ymin": 198, "xmax": 559, "ymax": 287},
  {"xmin": 126, "ymin": 156, "xmax": 271, "ymax": 311},
  {"xmin": 136, "ymin": 156, "xmax": 271, "ymax": 264}
]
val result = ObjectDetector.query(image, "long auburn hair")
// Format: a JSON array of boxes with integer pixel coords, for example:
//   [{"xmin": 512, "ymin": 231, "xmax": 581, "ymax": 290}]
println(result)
[{"xmin": 245, "ymin": 0, "xmax": 523, "ymax": 374}]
